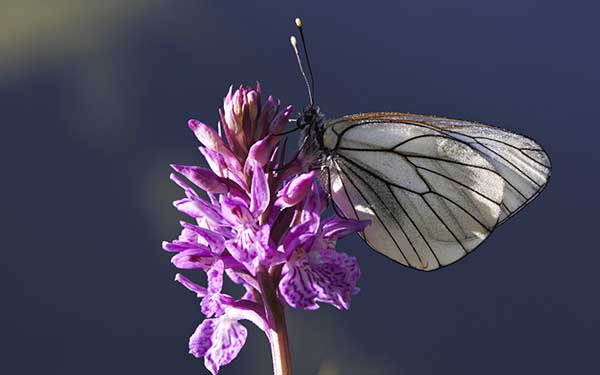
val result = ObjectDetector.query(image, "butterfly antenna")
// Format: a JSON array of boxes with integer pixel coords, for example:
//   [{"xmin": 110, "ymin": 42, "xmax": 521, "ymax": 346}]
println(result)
[
  {"xmin": 295, "ymin": 18, "xmax": 316, "ymax": 105},
  {"xmin": 290, "ymin": 35, "xmax": 313, "ymax": 106}
]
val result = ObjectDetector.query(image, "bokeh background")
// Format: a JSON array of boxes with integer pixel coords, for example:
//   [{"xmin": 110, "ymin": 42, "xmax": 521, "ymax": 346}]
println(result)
[{"xmin": 2, "ymin": 1, "xmax": 598, "ymax": 374}]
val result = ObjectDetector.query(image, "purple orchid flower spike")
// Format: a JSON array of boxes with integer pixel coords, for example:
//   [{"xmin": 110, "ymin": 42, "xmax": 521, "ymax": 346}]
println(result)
[{"xmin": 163, "ymin": 84, "xmax": 370, "ymax": 375}]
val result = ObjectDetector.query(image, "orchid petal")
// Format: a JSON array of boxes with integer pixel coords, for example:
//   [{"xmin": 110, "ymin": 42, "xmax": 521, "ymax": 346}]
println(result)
[
  {"xmin": 255, "ymin": 224, "xmax": 274, "ymax": 263},
  {"xmin": 220, "ymin": 196, "xmax": 253, "ymax": 225},
  {"xmin": 249, "ymin": 162, "xmax": 269, "ymax": 216},
  {"xmin": 321, "ymin": 217, "xmax": 371, "ymax": 239},
  {"xmin": 225, "ymin": 238, "xmax": 259, "ymax": 276},
  {"xmin": 169, "ymin": 173, "xmax": 200, "ymax": 199},
  {"xmin": 279, "ymin": 249, "xmax": 360, "ymax": 310},
  {"xmin": 281, "ymin": 221, "xmax": 316, "ymax": 257},
  {"xmin": 171, "ymin": 249, "xmax": 214, "ymax": 270},
  {"xmin": 175, "ymin": 273, "xmax": 208, "ymax": 298},
  {"xmin": 277, "ymin": 171, "xmax": 316, "ymax": 208},
  {"xmin": 173, "ymin": 197, "xmax": 223, "ymax": 224},
  {"xmin": 171, "ymin": 164, "xmax": 227, "ymax": 193},
  {"xmin": 189, "ymin": 317, "xmax": 248, "ymax": 375},
  {"xmin": 246, "ymin": 138, "xmax": 273, "ymax": 170},
  {"xmin": 269, "ymin": 105, "xmax": 293, "ymax": 135},
  {"xmin": 188, "ymin": 119, "xmax": 229, "ymax": 154},
  {"xmin": 197, "ymin": 148, "xmax": 246, "ymax": 195},
  {"xmin": 207, "ymin": 260, "xmax": 224, "ymax": 294},
  {"xmin": 256, "ymin": 95, "xmax": 276, "ymax": 139},
  {"xmin": 180, "ymin": 221, "xmax": 225, "ymax": 254},
  {"xmin": 162, "ymin": 240, "xmax": 211, "ymax": 253}
]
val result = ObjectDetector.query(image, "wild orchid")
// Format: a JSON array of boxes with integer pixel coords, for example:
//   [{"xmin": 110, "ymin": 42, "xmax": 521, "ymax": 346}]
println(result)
[{"xmin": 163, "ymin": 84, "xmax": 369, "ymax": 374}]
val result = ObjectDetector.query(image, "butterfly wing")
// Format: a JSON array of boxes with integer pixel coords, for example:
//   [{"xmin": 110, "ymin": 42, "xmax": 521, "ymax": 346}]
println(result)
[
  {"xmin": 321, "ymin": 113, "xmax": 551, "ymax": 271},
  {"xmin": 380, "ymin": 113, "xmax": 552, "ymax": 224}
]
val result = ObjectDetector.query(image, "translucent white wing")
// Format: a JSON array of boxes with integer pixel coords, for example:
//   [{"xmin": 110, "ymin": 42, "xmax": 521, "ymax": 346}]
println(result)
[
  {"xmin": 381, "ymin": 113, "xmax": 552, "ymax": 224},
  {"xmin": 321, "ymin": 113, "xmax": 551, "ymax": 271}
]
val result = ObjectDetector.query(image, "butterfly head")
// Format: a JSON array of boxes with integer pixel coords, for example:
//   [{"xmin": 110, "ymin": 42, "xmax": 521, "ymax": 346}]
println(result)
[{"xmin": 298, "ymin": 105, "xmax": 323, "ymax": 130}]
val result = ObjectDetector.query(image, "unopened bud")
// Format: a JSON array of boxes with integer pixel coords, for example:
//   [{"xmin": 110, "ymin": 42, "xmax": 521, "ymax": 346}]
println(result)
[
  {"xmin": 280, "ymin": 171, "xmax": 316, "ymax": 207},
  {"xmin": 188, "ymin": 119, "xmax": 227, "ymax": 152}
]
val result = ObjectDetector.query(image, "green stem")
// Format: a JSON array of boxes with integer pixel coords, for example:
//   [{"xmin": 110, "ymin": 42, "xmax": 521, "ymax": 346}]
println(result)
[{"xmin": 257, "ymin": 266, "xmax": 292, "ymax": 375}]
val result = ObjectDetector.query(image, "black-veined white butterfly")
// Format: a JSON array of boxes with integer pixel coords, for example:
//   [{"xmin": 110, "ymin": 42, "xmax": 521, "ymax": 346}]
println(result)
[{"xmin": 289, "ymin": 18, "xmax": 551, "ymax": 271}]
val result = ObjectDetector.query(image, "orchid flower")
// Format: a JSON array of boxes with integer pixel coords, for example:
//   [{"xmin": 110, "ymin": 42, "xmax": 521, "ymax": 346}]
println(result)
[{"xmin": 163, "ymin": 84, "xmax": 369, "ymax": 375}]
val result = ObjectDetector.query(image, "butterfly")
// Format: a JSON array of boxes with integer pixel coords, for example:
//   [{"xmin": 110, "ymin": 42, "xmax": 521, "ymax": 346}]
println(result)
[{"xmin": 289, "ymin": 18, "xmax": 551, "ymax": 271}]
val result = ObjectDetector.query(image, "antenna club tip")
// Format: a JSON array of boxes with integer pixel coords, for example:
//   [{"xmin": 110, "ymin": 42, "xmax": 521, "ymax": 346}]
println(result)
[
  {"xmin": 295, "ymin": 18, "xmax": 302, "ymax": 27},
  {"xmin": 290, "ymin": 35, "xmax": 297, "ymax": 46}
]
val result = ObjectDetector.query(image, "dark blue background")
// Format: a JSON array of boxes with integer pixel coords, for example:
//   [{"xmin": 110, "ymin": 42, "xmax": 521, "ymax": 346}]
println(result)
[{"xmin": 2, "ymin": 1, "xmax": 598, "ymax": 374}]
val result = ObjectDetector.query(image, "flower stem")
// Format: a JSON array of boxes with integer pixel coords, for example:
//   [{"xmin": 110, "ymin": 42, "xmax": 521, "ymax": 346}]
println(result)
[
  {"xmin": 267, "ymin": 310, "xmax": 291, "ymax": 375},
  {"xmin": 257, "ymin": 266, "xmax": 292, "ymax": 375}
]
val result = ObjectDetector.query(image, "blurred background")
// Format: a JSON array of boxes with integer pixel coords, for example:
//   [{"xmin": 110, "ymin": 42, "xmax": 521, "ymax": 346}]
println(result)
[{"xmin": 2, "ymin": 1, "xmax": 598, "ymax": 374}]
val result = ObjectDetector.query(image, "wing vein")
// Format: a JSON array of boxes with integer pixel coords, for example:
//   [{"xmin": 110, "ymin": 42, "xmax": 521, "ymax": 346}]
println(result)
[
  {"xmin": 469, "ymin": 136, "xmax": 550, "ymax": 169},
  {"xmin": 387, "ymin": 185, "xmax": 441, "ymax": 268},
  {"xmin": 411, "ymin": 167, "xmax": 469, "ymax": 254},
  {"xmin": 338, "ymin": 167, "xmax": 411, "ymax": 266},
  {"xmin": 407, "ymin": 158, "xmax": 502, "ymax": 205}
]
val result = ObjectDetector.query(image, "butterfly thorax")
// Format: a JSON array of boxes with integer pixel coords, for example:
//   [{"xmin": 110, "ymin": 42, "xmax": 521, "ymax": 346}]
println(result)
[{"xmin": 298, "ymin": 105, "xmax": 327, "ymax": 167}]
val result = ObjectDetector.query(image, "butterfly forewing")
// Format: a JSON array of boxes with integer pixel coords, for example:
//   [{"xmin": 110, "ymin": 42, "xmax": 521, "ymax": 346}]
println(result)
[
  {"xmin": 384, "ymin": 113, "xmax": 551, "ymax": 223},
  {"xmin": 320, "ymin": 113, "xmax": 551, "ymax": 271}
]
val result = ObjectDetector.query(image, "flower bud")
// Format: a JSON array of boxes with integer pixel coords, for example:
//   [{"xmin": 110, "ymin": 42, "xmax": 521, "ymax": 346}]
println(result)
[
  {"xmin": 246, "ymin": 90, "xmax": 259, "ymax": 123},
  {"xmin": 171, "ymin": 164, "xmax": 227, "ymax": 193},
  {"xmin": 221, "ymin": 86, "xmax": 252, "ymax": 157},
  {"xmin": 245, "ymin": 90, "xmax": 260, "ymax": 143},
  {"xmin": 269, "ymin": 105, "xmax": 293, "ymax": 135},
  {"xmin": 223, "ymin": 86, "xmax": 241, "ymax": 134},
  {"xmin": 256, "ymin": 95, "xmax": 276, "ymax": 139},
  {"xmin": 279, "ymin": 171, "xmax": 316, "ymax": 207},
  {"xmin": 247, "ymin": 138, "xmax": 273, "ymax": 169},
  {"xmin": 188, "ymin": 119, "xmax": 227, "ymax": 152}
]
